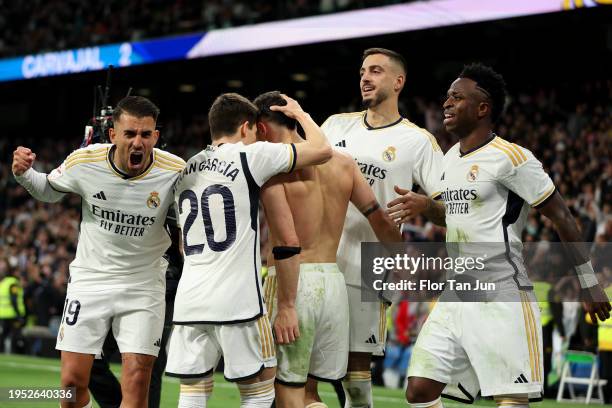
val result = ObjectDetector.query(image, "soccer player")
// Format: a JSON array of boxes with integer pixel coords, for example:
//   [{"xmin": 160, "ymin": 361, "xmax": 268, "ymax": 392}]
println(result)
[
  {"xmin": 11, "ymin": 96, "xmax": 186, "ymax": 408},
  {"xmin": 320, "ymin": 48, "xmax": 443, "ymax": 407},
  {"xmin": 386, "ymin": 63, "xmax": 611, "ymax": 408},
  {"xmin": 253, "ymin": 91, "xmax": 403, "ymax": 408},
  {"xmin": 165, "ymin": 93, "xmax": 332, "ymax": 408}
]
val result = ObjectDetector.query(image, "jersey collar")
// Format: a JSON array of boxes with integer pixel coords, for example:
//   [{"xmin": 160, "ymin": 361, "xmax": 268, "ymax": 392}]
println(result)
[
  {"xmin": 363, "ymin": 112, "xmax": 404, "ymax": 130},
  {"xmin": 107, "ymin": 145, "xmax": 155, "ymax": 180},
  {"xmin": 459, "ymin": 133, "xmax": 496, "ymax": 157}
]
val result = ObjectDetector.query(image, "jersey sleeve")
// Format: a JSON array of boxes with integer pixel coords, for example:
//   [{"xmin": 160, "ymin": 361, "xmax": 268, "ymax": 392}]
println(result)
[
  {"xmin": 499, "ymin": 147, "xmax": 555, "ymax": 208},
  {"xmin": 412, "ymin": 133, "xmax": 444, "ymax": 199},
  {"xmin": 244, "ymin": 142, "xmax": 295, "ymax": 186},
  {"xmin": 47, "ymin": 157, "xmax": 81, "ymax": 194},
  {"xmin": 321, "ymin": 114, "xmax": 342, "ymax": 145}
]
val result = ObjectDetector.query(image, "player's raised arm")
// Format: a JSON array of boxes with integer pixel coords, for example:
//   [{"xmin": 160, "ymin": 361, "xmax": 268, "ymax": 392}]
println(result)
[
  {"xmin": 12, "ymin": 146, "xmax": 66, "ymax": 203},
  {"xmin": 261, "ymin": 178, "xmax": 301, "ymax": 345},
  {"xmin": 348, "ymin": 160, "xmax": 402, "ymax": 243},
  {"xmin": 536, "ymin": 192, "xmax": 611, "ymax": 322},
  {"xmin": 269, "ymin": 94, "xmax": 332, "ymax": 169}
]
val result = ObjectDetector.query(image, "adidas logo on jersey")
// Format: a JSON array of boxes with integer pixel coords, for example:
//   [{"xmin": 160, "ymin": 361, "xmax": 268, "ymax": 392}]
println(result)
[
  {"xmin": 365, "ymin": 335, "xmax": 377, "ymax": 344},
  {"xmin": 514, "ymin": 373, "xmax": 528, "ymax": 383},
  {"xmin": 335, "ymin": 140, "xmax": 346, "ymax": 147},
  {"xmin": 441, "ymin": 172, "xmax": 445, "ymax": 180},
  {"xmin": 153, "ymin": 338, "xmax": 161, "ymax": 347},
  {"xmin": 93, "ymin": 191, "xmax": 107, "ymax": 200}
]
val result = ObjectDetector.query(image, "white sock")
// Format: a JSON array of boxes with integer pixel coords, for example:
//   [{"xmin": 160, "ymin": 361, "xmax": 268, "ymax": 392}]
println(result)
[
  {"xmin": 81, "ymin": 400, "xmax": 93, "ymax": 408},
  {"xmin": 179, "ymin": 376, "xmax": 213, "ymax": 408},
  {"xmin": 494, "ymin": 394, "xmax": 528, "ymax": 408},
  {"xmin": 237, "ymin": 377, "xmax": 275, "ymax": 408},
  {"xmin": 342, "ymin": 371, "xmax": 373, "ymax": 408},
  {"xmin": 409, "ymin": 396, "xmax": 444, "ymax": 408},
  {"xmin": 305, "ymin": 403, "xmax": 328, "ymax": 408}
]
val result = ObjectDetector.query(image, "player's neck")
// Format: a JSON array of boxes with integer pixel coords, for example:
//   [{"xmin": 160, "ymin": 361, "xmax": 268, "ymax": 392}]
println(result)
[
  {"xmin": 458, "ymin": 127, "xmax": 495, "ymax": 155},
  {"xmin": 212, "ymin": 134, "xmax": 240, "ymax": 146},
  {"xmin": 273, "ymin": 129, "xmax": 301, "ymax": 144},
  {"xmin": 366, "ymin": 101, "xmax": 401, "ymax": 128}
]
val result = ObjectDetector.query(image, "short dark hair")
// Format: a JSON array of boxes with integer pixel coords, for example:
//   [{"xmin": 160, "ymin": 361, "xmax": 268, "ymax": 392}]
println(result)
[
  {"xmin": 208, "ymin": 93, "xmax": 258, "ymax": 140},
  {"xmin": 253, "ymin": 91, "xmax": 297, "ymax": 131},
  {"xmin": 363, "ymin": 48, "xmax": 407, "ymax": 75},
  {"xmin": 459, "ymin": 63, "xmax": 507, "ymax": 123},
  {"xmin": 112, "ymin": 96, "xmax": 160, "ymax": 122}
]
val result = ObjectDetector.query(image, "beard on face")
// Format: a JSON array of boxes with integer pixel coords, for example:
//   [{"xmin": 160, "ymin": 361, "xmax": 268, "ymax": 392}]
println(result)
[{"xmin": 361, "ymin": 88, "xmax": 389, "ymax": 109}]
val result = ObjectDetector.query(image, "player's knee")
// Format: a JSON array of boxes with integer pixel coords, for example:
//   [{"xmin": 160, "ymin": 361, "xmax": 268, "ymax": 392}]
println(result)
[
  {"xmin": 405, "ymin": 377, "xmax": 441, "ymax": 403},
  {"xmin": 406, "ymin": 377, "xmax": 440, "ymax": 404},
  {"xmin": 60, "ymin": 369, "xmax": 89, "ymax": 389}
]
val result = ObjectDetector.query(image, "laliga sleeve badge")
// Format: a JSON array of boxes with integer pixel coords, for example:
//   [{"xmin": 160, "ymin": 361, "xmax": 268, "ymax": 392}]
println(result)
[
  {"xmin": 467, "ymin": 164, "xmax": 479, "ymax": 182},
  {"xmin": 147, "ymin": 191, "xmax": 161, "ymax": 208},
  {"xmin": 382, "ymin": 146, "xmax": 396, "ymax": 162}
]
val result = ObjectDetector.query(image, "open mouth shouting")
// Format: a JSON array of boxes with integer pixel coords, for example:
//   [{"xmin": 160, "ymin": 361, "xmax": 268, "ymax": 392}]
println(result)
[{"xmin": 129, "ymin": 151, "xmax": 145, "ymax": 169}]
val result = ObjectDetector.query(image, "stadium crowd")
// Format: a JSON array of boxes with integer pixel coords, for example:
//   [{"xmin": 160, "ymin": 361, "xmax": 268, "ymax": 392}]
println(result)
[
  {"xmin": 1, "ymin": 79, "xmax": 610, "ymax": 394},
  {"xmin": 0, "ymin": 0, "xmax": 410, "ymax": 58}
]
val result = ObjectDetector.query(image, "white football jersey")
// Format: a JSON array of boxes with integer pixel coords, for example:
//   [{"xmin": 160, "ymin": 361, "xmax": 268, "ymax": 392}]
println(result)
[
  {"xmin": 173, "ymin": 142, "xmax": 295, "ymax": 324},
  {"xmin": 322, "ymin": 111, "xmax": 443, "ymax": 285},
  {"xmin": 47, "ymin": 143, "xmax": 185, "ymax": 292},
  {"xmin": 438, "ymin": 135, "xmax": 555, "ymax": 287}
]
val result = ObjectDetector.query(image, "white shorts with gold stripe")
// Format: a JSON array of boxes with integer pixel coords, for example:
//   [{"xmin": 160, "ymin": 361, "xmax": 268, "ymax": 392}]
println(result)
[
  {"xmin": 345, "ymin": 283, "xmax": 388, "ymax": 356},
  {"xmin": 265, "ymin": 264, "xmax": 349, "ymax": 385},
  {"xmin": 165, "ymin": 315, "xmax": 276, "ymax": 381},
  {"xmin": 407, "ymin": 290, "xmax": 543, "ymax": 401}
]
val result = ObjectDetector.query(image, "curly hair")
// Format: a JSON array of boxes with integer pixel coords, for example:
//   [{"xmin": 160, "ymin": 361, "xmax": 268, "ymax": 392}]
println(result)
[{"xmin": 459, "ymin": 63, "xmax": 507, "ymax": 123}]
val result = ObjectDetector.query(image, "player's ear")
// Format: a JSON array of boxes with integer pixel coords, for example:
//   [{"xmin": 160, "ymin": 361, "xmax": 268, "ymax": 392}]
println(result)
[
  {"xmin": 108, "ymin": 127, "xmax": 116, "ymax": 143},
  {"xmin": 257, "ymin": 122, "xmax": 267, "ymax": 139},
  {"xmin": 394, "ymin": 74, "xmax": 405, "ymax": 92},
  {"xmin": 239, "ymin": 121, "xmax": 249, "ymax": 139},
  {"xmin": 477, "ymin": 101, "xmax": 490, "ymax": 119}
]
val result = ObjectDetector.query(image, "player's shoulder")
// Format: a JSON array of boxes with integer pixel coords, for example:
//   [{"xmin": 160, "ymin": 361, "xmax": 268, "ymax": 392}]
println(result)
[
  {"xmin": 488, "ymin": 136, "xmax": 533, "ymax": 168},
  {"xmin": 154, "ymin": 148, "xmax": 186, "ymax": 173},
  {"xmin": 397, "ymin": 119, "xmax": 442, "ymax": 151},
  {"xmin": 322, "ymin": 111, "xmax": 365, "ymax": 127},
  {"xmin": 331, "ymin": 148, "xmax": 355, "ymax": 168},
  {"xmin": 64, "ymin": 143, "xmax": 110, "ymax": 170},
  {"xmin": 244, "ymin": 141, "xmax": 285, "ymax": 155}
]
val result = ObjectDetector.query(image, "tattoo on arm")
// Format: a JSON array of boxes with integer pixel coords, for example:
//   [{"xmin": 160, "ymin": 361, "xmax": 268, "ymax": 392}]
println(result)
[{"xmin": 362, "ymin": 202, "xmax": 380, "ymax": 218}]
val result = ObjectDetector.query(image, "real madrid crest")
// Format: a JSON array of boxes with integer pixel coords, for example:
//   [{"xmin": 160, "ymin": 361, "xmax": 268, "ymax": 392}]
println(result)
[
  {"xmin": 382, "ymin": 146, "xmax": 396, "ymax": 162},
  {"xmin": 147, "ymin": 191, "xmax": 161, "ymax": 208},
  {"xmin": 467, "ymin": 165, "xmax": 479, "ymax": 182}
]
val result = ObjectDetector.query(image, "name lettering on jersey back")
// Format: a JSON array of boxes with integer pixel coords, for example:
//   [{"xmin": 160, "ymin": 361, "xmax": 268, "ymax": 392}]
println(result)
[
  {"xmin": 92, "ymin": 204, "xmax": 156, "ymax": 237},
  {"xmin": 177, "ymin": 158, "xmax": 240, "ymax": 185},
  {"xmin": 355, "ymin": 159, "xmax": 387, "ymax": 186},
  {"xmin": 440, "ymin": 188, "xmax": 478, "ymax": 215}
]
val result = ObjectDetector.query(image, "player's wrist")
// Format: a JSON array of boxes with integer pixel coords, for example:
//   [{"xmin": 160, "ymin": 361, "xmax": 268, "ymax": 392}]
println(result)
[
  {"xmin": 277, "ymin": 301, "xmax": 296, "ymax": 309},
  {"xmin": 575, "ymin": 260, "xmax": 598, "ymax": 289}
]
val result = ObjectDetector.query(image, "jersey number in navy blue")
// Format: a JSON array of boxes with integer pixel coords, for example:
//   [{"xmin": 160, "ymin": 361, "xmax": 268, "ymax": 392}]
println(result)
[{"xmin": 179, "ymin": 185, "xmax": 237, "ymax": 255}]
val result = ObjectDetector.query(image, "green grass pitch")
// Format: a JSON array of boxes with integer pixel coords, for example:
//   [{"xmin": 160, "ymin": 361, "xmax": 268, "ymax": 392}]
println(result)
[{"xmin": 0, "ymin": 354, "xmax": 592, "ymax": 407}]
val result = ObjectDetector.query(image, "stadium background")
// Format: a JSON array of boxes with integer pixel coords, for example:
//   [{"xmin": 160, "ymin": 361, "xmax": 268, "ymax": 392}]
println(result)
[{"xmin": 0, "ymin": 1, "xmax": 610, "ymax": 407}]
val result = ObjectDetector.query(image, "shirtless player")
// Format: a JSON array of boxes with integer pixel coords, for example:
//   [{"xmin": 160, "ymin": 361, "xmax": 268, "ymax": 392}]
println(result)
[{"xmin": 254, "ymin": 91, "xmax": 402, "ymax": 408}]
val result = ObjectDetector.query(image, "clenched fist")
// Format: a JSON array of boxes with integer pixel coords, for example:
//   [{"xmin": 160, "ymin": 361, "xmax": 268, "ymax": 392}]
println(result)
[{"xmin": 12, "ymin": 146, "xmax": 36, "ymax": 176}]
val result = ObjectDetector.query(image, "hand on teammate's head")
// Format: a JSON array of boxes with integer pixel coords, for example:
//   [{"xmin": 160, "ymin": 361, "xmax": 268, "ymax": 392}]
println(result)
[
  {"xmin": 269, "ymin": 94, "xmax": 304, "ymax": 119},
  {"xmin": 12, "ymin": 146, "xmax": 36, "ymax": 176}
]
